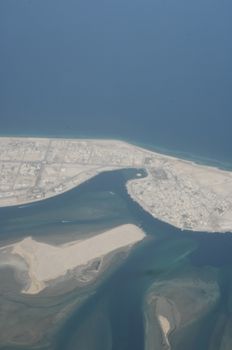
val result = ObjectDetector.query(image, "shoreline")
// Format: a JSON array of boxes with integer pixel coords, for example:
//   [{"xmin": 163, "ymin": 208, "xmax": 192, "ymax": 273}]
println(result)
[
  {"xmin": 0, "ymin": 135, "xmax": 230, "ymax": 176},
  {"xmin": 126, "ymin": 176, "xmax": 231, "ymax": 234},
  {"xmin": 0, "ymin": 223, "xmax": 145, "ymax": 294},
  {"xmin": 0, "ymin": 136, "xmax": 232, "ymax": 233},
  {"xmin": 0, "ymin": 133, "xmax": 231, "ymax": 171}
]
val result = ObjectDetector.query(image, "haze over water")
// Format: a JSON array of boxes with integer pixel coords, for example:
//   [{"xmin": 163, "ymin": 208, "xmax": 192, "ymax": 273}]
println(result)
[
  {"xmin": 1, "ymin": 1, "xmax": 232, "ymax": 349},
  {"xmin": 1, "ymin": 0, "xmax": 232, "ymax": 164}
]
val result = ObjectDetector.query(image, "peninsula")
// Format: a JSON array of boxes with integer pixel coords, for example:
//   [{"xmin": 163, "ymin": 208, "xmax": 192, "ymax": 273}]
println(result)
[
  {"xmin": 0, "ymin": 137, "xmax": 232, "ymax": 233},
  {"xmin": 0, "ymin": 224, "xmax": 145, "ymax": 294}
]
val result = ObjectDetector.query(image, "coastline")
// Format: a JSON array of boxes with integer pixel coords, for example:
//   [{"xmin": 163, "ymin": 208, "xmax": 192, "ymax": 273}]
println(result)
[
  {"xmin": 0, "ymin": 136, "xmax": 232, "ymax": 233},
  {"xmin": 0, "ymin": 223, "xmax": 145, "ymax": 294},
  {"xmin": 0, "ymin": 133, "xmax": 231, "ymax": 171}
]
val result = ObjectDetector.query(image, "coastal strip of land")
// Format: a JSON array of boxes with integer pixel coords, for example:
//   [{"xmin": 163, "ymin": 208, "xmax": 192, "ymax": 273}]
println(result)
[
  {"xmin": 0, "ymin": 136, "xmax": 232, "ymax": 233},
  {"xmin": 0, "ymin": 224, "xmax": 145, "ymax": 294}
]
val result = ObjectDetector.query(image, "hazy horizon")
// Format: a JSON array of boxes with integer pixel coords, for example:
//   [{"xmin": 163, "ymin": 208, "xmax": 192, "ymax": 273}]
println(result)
[{"xmin": 1, "ymin": 0, "xmax": 232, "ymax": 164}]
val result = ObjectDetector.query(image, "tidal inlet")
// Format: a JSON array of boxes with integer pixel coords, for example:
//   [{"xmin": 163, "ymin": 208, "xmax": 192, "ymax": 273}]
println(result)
[{"xmin": 0, "ymin": 138, "xmax": 232, "ymax": 349}]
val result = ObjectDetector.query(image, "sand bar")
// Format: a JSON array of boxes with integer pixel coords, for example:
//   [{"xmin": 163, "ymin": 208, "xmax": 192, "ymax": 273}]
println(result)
[
  {"xmin": 144, "ymin": 270, "xmax": 220, "ymax": 350},
  {"xmin": 0, "ymin": 224, "xmax": 145, "ymax": 294},
  {"xmin": 0, "ymin": 136, "xmax": 232, "ymax": 232}
]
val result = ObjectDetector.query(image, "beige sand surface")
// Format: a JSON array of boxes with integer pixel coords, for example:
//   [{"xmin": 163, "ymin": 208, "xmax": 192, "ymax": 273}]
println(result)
[
  {"xmin": 154, "ymin": 296, "xmax": 180, "ymax": 349},
  {"xmin": 0, "ymin": 224, "xmax": 145, "ymax": 294},
  {"xmin": 158, "ymin": 316, "xmax": 170, "ymax": 347}
]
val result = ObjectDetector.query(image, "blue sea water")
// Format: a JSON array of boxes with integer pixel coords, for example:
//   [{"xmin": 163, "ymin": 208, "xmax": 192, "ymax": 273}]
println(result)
[
  {"xmin": 1, "ymin": 170, "xmax": 232, "ymax": 350},
  {"xmin": 1, "ymin": 0, "xmax": 232, "ymax": 165},
  {"xmin": 1, "ymin": 1, "xmax": 232, "ymax": 349}
]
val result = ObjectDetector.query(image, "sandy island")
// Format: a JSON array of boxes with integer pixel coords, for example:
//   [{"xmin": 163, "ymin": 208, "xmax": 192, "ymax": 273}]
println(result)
[
  {"xmin": 0, "ymin": 136, "xmax": 232, "ymax": 232},
  {"xmin": 0, "ymin": 224, "xmax": 145, "ymax": 294},
  {"xmin": 144, "ymin": 269, "xmax": 220, "ymax": 350}
]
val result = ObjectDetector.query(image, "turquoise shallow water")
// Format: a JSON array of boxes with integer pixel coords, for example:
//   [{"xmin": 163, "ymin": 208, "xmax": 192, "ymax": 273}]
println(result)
[{"xmin": 1, "ymin": 169, "xmax": 232, "ymax": 349}]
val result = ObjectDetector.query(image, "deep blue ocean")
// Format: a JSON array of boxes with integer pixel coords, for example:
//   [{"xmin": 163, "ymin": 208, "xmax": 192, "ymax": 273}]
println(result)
[
  {"xmin": 1, "ymin": 0, "xmax": 232, "ymax": 165},
  {"xmin": 1, "ymin": 1, "xmax": 232, "ymax": 349}
]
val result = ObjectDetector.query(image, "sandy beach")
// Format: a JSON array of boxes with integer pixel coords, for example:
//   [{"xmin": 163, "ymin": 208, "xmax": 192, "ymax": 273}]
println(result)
[{"xmin": 0, "ymin": 223, "xmax": 145, "ymax": 294}]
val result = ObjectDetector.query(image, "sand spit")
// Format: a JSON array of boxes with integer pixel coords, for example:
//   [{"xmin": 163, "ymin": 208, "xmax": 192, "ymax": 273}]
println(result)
[
  {"xmin": 145, "ymin": 295, "xmax": 180, "ymax": 350},
  {"xmin": 0, "ymin": 224, "xmax": 145, "ymax": 294},
  {"xmin": 158, "ymin": 315, "xmax": 170, "ymax": 347},
  {"xmin": 0, "ymin": 136, "xmax": 232, "ymax": 232},
  {"xmin": 144, "ymin": 270, "xmax": 220, "ymax": 350},
  {"xmin": 156, "ymin": 297, "xmax": 181, "ymax": 350}
]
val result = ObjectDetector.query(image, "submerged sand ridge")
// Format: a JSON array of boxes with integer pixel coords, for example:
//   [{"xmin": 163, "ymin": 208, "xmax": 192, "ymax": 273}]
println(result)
[
  {"xmin": 0, "ymin": 136, "xmax": 232, "ymax": 232},
  {"xmin": 0, "ymin": 224, "xmax": 145, "ymax": 294},
  {"xmin": 144, "ymin": 270, "xmax": 220, "ymax": 350}
]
